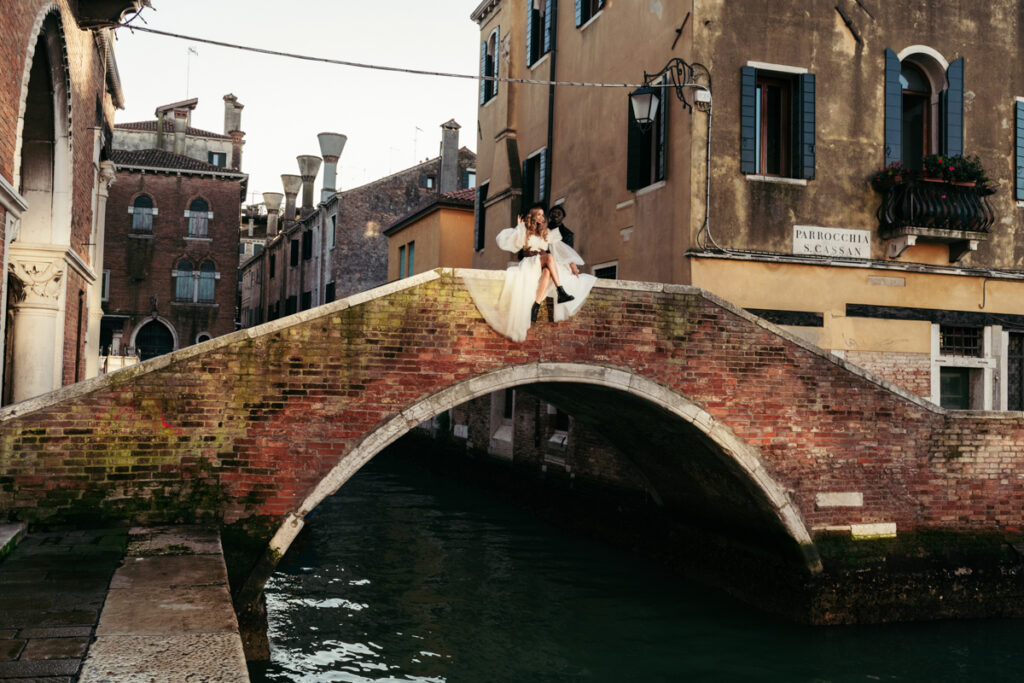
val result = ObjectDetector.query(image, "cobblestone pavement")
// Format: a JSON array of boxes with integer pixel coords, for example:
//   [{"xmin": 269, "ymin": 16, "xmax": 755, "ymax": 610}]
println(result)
[{"xmin": 0, "ymin": 528, "xmax": 127, "ymax": 681}]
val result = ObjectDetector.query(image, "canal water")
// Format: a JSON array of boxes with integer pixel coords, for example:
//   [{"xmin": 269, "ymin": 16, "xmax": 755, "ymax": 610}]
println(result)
[{"xmin": 250, "ymin": 445, "xmax": 1024, "ymax": 682}]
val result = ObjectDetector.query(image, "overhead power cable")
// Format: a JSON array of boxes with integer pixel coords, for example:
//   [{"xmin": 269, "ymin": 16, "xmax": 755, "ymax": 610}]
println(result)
[{"xmin": 116, "ymin": 24, "xmax": 649, "ymax": 90}]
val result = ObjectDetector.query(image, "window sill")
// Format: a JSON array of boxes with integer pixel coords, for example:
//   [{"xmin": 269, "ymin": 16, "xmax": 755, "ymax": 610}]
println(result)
[
  {"xmin": 185, "ymin": 236, "xmax": 213, "ymax": 242},
  {"xmin": 170, "ymin": 301, "xmax": 220, "ymax": 308},
  {"xmin": 529, "ymin": 53, "xmax": 550, "ymax": 71},
  {"xmin": 636, "ymin": 180, "xmax": 666, "ymax": 196},
  {"xmin": 579, "ymin": 10, "xmax": 603, "ymax": 31},
  {"xmin": 129, "ymin": 233, "xmax": 153, "ymax": 239},
  {"xmin": 481, "ymin": 96, "xmax": 496, "ymax": 109},
  {"xmin": 745, "ymin": 174, "xmax": 808, "ymax": 186}
]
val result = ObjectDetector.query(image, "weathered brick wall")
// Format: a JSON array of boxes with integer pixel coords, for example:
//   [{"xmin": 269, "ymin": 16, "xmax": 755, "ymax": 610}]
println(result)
[
  {"xmin": 329, "ymin": 149, "xmax": 475, "ymax": 299},
  {"xmin": 61, "ymin": 269, "xmax": 87, "ymax": 385},
  {"xmin": 2, "ymin": 274, "xmax": 1024, "ymax": 544},
  {"xmin": 844, "ymin": 350, "xmax": 931, "ymax": 399},
  {"xmin": 104, "ymin": 170, "xmax": 242, "ymax": 348}
]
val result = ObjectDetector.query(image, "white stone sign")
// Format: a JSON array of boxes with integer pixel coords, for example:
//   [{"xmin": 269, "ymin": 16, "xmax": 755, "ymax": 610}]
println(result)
[{"xmin": 792, "ymin": 225, "xmax": 871, "ymax": 258}]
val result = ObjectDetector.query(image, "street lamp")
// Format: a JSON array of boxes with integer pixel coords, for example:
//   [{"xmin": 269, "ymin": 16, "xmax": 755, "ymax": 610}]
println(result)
[{"xmin": 629, "ymin": 57, "xmax": 711, "ymax": 131}]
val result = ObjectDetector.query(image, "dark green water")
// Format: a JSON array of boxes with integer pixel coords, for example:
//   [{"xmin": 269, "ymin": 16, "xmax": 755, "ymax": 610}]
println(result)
[{"xmin": 250, "ymin": 449, "xmax": 1024, "ymax": 682}]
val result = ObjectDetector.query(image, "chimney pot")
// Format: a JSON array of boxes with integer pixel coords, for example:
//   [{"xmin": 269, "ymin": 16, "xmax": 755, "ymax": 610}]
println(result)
[
  {"xmin": 296, "ymin": 155, "xmax": 323, "ymax": 212},
  {"xmin": 281, "ymin": 174, "xmax": 302, "ymax": 222},
  {"xmin": 317, "ymin": 132, "xmax": 347, "ymax": 203}
]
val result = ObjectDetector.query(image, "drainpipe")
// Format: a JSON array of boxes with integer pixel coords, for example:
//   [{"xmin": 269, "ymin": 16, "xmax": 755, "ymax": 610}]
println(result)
[{"xmin": 545, "ymin": 1, "xmax": 557, "ymax": 205}]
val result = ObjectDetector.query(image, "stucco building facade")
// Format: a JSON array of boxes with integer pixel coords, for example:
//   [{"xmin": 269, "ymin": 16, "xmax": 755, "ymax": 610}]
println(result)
[
  {"xmin": 0, "ymin": 1, "xmax": 144, "ymax": 405},
  {"xmin": 472, "ymin": 0, "xmax": 1024, "ymax": 413}
]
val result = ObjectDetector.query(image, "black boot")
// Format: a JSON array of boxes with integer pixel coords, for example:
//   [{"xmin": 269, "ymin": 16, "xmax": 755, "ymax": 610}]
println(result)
[
  {"xmin": 531, "ymin": 302, "xmax": 541, "ymax": 322},
  {"xmin": 556, "ymin": 286, "xmax": 575, "ymax": 304}
]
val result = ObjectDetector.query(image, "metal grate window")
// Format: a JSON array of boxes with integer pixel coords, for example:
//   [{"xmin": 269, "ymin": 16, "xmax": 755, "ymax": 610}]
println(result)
[{"xmin": 939, "ymin": 325, "xmax": 982, "ymax": 357}]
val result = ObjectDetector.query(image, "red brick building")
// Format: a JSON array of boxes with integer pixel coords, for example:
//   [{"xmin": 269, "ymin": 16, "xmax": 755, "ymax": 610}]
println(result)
[
  {"xmin": 102, "ymin": 97, "xmax": 246, "ymax": 360},
  {"xmin": 0, "ymin": 0, "xmax": 142, "ymax": 405}
]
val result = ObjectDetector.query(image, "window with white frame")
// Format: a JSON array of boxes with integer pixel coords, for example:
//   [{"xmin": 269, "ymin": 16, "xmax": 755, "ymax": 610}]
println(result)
[
  {"xmin": 186, "ymin": 198, "xmax": 211, "ymax": 237},
  {"xmin": 131, "ymin": 194, "xmax": 156, "ymax": 233}
]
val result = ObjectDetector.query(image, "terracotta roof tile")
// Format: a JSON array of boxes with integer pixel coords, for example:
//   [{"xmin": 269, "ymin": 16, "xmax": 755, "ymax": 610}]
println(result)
[
  {"xmin": 110, "ymin": 148, "xmax": 240, "ymax": 174},
  {"xmin": 115, "ymin": 120, "xmax": 232, "ymax": 140},
  {"xmin": 442, "ymin": 187, "xmax": 477, "ymax": 202}
]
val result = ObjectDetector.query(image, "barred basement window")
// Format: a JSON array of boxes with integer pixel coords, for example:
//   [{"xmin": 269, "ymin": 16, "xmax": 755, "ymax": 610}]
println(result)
[{"xmin": 939, "ymin": 325, "xmax": 982, "ymax": 357}]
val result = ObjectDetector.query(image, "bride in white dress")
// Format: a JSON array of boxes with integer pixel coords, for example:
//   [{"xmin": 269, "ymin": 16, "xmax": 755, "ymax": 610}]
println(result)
[{"xmin": 466, "ymin": 205, "xmax": 596, "ymax": 342}]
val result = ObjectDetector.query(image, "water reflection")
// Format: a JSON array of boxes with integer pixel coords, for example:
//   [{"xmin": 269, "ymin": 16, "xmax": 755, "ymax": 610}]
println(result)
[{"xmin": 251, "ymin": 448, "xmax": 1024, "ymax": 682}]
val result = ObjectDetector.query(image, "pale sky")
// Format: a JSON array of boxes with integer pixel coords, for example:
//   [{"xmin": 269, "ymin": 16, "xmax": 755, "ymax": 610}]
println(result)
[{"xmin": 111, "ymin": 0, "xmax": 481, "ymax": 206}]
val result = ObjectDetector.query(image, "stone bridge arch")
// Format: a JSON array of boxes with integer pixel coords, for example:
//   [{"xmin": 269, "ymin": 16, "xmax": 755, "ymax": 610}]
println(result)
[{"xmin": 266, "ymin": 362, "xmax": 822, "ymax": 579}]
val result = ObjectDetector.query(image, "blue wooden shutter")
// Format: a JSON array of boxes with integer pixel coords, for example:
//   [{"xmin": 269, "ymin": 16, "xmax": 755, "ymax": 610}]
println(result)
[
  {"xmin": 797, "ymin": 73, "xmax": 816, "ymax": 179},
  {"xmin": 479, "ymin": 41, "xmax": 487, "ymax": 104},
  {"xmin": 943, "ymin": 57, "xmax": 964, "ymax": 157},
  {"xmin": 575, "ymin": 0, "xmax": 583, "ymax": 27},
  {"xmin": 884, "ymin": 48, "xmax": 902, "ymax": 166},
  {"xmin": 740, "ymin": 66, "xmax": 757, "ymax": 174},
  {"xmin": 543, "ymin": 0, "xmax": 555, "ymax": 53},
  {"xmin": 1016, "ymin": 102, "xmax": 1024, "ymax": 201},
  {"xmin": 526, "ymin": 2, "xmax": 535, "ymax": 65},
  {"xmin": 657, "ymin": 90, "xmax": 669, "ymax": 182},
  {"xmin": 539, "ymin": 149, "xmax": 548, "ymax": 202},
  {"xmin": 493, "ymin": 27, "xmax": 500, "ymax": 98},
  {"xmin": 598, "ymin": 0, "xmax": 606, "ymax": 8}
]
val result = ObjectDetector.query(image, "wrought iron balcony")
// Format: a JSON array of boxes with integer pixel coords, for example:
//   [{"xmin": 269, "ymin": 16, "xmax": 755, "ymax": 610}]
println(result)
[{"xmin": 876, "ymin": 178, "xmax": 995, "ymax": 262}]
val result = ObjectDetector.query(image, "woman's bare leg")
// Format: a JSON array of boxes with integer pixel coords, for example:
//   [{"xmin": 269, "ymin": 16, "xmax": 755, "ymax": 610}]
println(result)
[
  {"xmin": 539, "ymin": 253, "xmax": 563, "ymax": 288},
  {"xmin": 535, "ymin": 269, "xmax": 551, "ymax": 303}
]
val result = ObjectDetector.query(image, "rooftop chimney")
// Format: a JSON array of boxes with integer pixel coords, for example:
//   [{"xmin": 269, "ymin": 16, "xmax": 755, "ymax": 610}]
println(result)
[
  {"xmin": 296, "ymin": 155, "xmax": 322, "ymax": 213},
  {"xmin": 317, "ymin": 132, "xmax": 347, "ymax": 203},
  {"xmin": 223, "ymin": 94, "xmax": 244, "ymax": 134},
  {"xmin": 281, "ymin": 174, "xmax": 302, "ymax": 222},
  {"xmin": 263, "ymin": 191, "xmax": 283, "ymax": 237},
  {"xmin": 173, "ymin": 108, "xmax": 188, "ymax": 155},
  {"xmin": 438, "ymin": 119, "xmax": 461, "ymax": 194}
]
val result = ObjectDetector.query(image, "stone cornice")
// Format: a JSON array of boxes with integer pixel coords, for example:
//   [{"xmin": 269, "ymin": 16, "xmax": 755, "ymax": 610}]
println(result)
[
  {"xmin": 0, "ymin": 175, "xmax": 28, "ymax": 218},
  {"xmin": 470, "ymin": 0, "xmax": 502, "ymax": 26}
]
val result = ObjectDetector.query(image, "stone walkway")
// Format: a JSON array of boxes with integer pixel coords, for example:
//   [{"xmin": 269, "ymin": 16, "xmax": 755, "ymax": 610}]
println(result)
[
  {"xmin": 0, "ymin": 525, "xmax": 250, "ymax": 682},
  {"xmin": 0, "ymin": 527, "xmax": 127, "ymax": 681}
]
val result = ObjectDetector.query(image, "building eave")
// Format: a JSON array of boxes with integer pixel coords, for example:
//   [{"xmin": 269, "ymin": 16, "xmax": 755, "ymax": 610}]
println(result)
[
  {"xmin": 384, "ymin": 198, "xmax": 474, "ymax": 237},
  {"xmin": 470, "ymin": 0, "xmax": 502, "ymax": 26},
  {"xmin": 112, "ymin": 163, "xmax": 247, "ymax": 181}
]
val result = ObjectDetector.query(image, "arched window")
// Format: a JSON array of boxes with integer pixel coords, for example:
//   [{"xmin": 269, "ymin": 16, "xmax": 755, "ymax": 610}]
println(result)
[
  {"xmin": 175, "ymin": 259, "xmax": 194, "ymax": 301},
  {"xmin": 901, "ymin": 62, "xmax": 932, "ymax": 171},
  {"xmin": 131, "ymin": 194, "xmax": 155, "ymax": 232},
  {"xmin": 198, "ymin": 261, "xmax": 216, "ymax": 302},
  {"xmin": 187, "ymin": 198, "xmax": 210, "ymax": 237},
  {"xmin": 479, "ymin": 28, "xmax": 499, "ymax": 104},
  {"xmin": 884, "ymin": 48, "xmax": 963, "ymax": 169}
]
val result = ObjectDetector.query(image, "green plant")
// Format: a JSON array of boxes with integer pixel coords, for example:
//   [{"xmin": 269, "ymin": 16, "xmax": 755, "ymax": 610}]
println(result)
[
  {"xmin": 868, "ymin": 161, "xmax": 905, "ymax": 191},
  {"xmin": 922, "ymin": 154, "xmax": 990, "ymax": 185}
]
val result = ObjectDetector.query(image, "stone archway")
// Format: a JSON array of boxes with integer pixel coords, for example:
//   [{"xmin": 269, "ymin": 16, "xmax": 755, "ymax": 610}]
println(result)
[
  {"xmin": 4, "ymin": 9, "xmax": 74, "ymax": 404},
  {"xmin": 261, "ymin": 362, "xmax": 821, "ymax": 581}
]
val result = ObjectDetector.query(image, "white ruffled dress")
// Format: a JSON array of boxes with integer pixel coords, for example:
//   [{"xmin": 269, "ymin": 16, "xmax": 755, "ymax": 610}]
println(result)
[{"xmin": 465, "ymin": 222, "xmax": 597, "ymax": 342}]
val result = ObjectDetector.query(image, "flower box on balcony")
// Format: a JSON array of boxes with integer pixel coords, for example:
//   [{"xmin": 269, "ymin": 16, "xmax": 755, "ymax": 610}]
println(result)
[{"xmin": 870, "ymin": 156, "xmax": 996, "ymax": 263}]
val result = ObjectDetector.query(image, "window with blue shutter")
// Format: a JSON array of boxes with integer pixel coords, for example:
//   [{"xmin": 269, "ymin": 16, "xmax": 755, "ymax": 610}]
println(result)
[
  {"xmin": 528, "ymin": 1, "xmax": 551, "ymax": 66},
  {"xmin": 740, "ymin": 66, "xmax": 814, "ymax": 179},
  {"xmin": 480, "ymin": 28, "xmax": 499, "ymax": 104},
  {"xmin": 626, "ymin": 86, "xmax": 668, "ymax": 191},
  {"xmin": 1015, "ymin": 102, "xmax": 1024, "ymax": 201},
  {"xmin": 575, "ymin": 0, "xmax": 604, "ymax": 28},
  {"xmin": 740, "ymin": 66, "xmax": 757, "ymax": 174},
  {"xmin": 543, "ymin": 0, "xmax": 555, "ymax": 53},
  {"xmin": 942, "ymin": 58, "xmax": 964, "ymax": 157},
  {"xmin": 797, "ymin": 73, "xmax": 816, "ymax": 180},
  {"xmin": 884, "ymin": 48, "xmax": 903, "ymax": 166},
  {"xmin": 522, "ymin": 150, "xmax": 548, "ymax": 206}
]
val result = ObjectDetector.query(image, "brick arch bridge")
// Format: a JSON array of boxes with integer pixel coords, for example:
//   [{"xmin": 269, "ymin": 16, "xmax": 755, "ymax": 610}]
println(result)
[{"xmin": 3, "ymin": 269, "xmax": 1024, "ymax": 607}]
